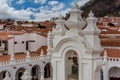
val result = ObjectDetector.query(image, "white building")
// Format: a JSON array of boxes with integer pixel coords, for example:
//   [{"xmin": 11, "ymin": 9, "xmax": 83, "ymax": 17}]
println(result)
[{"xmin": 0, "ymin": 2, "xmax": 119, "ymax": 80}]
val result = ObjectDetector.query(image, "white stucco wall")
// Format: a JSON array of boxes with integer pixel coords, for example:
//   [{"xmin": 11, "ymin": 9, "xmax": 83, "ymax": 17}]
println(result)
[
  {"xmin": 0, "ymin": 25, "xmax": 4, "ymax": 30},
  {"xmin": 27, "ymin": 33, "xmax": 36, "ymax": 51},
  {"xmin": 7, "ymin": 33, "xmax": 47, "ymax": 54},
  {"xmin": 14, "ymin": 34, "xmax": 27, "ymax": 53},
  {"xmin": 0, "ymin": 41, "xmax": 5, "ymax": 51},
  {"xmin": 8, "ymin": 38, "xmax": 14, "ymax": 55},
  {"xmin": 27, "ymin": 33, "xmax": 47, "ymax": 52}
]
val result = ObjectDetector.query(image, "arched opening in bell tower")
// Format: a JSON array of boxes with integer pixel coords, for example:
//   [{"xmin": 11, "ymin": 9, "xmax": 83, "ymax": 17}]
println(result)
[{"xmin": 65, "ymin": 50, "xmax": 79, "ymax": 80}]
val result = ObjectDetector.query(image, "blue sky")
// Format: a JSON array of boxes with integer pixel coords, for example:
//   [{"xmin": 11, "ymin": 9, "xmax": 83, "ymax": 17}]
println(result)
[{"xmin": 0, "ymin": 0, "xmax": 89, "ymax": 21}]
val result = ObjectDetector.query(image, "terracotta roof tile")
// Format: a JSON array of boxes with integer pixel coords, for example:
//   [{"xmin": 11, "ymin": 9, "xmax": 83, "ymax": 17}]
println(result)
[
  {"xmin": 0, "ymin": 53, "xmax": 38, "ymax": 62},
  {"xmin": 34, "ymin": 46, "xmax": 47, "ymax": 55},
  {"xmin": 101, "ymin": 49, "xmax": 120, "ymax": 58}
]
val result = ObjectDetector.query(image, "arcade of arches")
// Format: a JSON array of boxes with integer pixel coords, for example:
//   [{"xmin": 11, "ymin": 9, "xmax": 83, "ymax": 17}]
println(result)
[
  {"xmin": 0, "ymin": 63, "xmax": 53, "ymax": 80},
  {"xmin": 0, "ymin": 71, "xmax": 10, "ymax": 80}
]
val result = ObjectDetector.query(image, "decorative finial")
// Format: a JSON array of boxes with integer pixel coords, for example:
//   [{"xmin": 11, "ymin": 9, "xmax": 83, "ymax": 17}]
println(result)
[
  {"xmin": 26, "ymin": 50, "xmax": 30, "ymax": 57},
  {"xmin": 104, "ymin": 50, "xmax": 108, "ymax": 58},
  {"xmin": 48, "ymin": 31, "xmax": 52, "ymax": 36},
  {"xmin": 89, "ymin": 10, "xmax": 94, "ymax": 17},
  {"xmin": 26, "ymin": 50, "xmax": 31, "ymax": 62},
  {"xmin": 72, "ymin": 2, "xmax": 79, "ymax": 9},
  {"xmin": 10, "ymin": 53, "xmax": 15, "ymax": 64},
  {"xmin": 40, "ymin": 49, "xmax": 44, "ymax": 56}
]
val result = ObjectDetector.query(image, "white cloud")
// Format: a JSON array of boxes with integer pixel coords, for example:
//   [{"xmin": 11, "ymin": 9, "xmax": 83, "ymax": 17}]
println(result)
[
  {"xmin": 34, "ymin": 0, "xmax": 47, "ymax": 4},
  {"xmin": 0, "ymin": 0, "xmax": 32, "ymax": 20},
  {"xmin": 48, "ymin": 1, "xmax": 58, "ymax": 6},
  {"xmin": 51, "ymin": 3, "xmax": 65, "ymax": 11},
  {"xmin": 0, "ymin": 0, "xmax": 90, "ymax": 21},
  {"xmin": 78, "ymin": 0, "xmax": 90, "ymax": 7},
  {"xmin": 16, "ymin": 0, "xmax": 25, "ymax": 4},
  {"xmin": 34, "ymin": 8, "xmax": 70, "ymax": 21}
]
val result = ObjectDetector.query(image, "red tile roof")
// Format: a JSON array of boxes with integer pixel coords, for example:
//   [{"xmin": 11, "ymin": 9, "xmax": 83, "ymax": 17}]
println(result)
[
  {"xmin": 0, "ymin": 53, "xmax": 39, "ymax": 62},
  {"xmin": 101, "ymin": 49, "xmax": 120, "ymax": 58},
  {"xmin": 34, "ymin": 46, "xmax": 47, "ymax": 55}
]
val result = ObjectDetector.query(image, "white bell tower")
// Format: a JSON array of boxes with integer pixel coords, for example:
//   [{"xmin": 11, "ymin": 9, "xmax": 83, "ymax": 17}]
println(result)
[{"xmin": 48, "ymin": 2, "xmax": 102, "ymax": 80}]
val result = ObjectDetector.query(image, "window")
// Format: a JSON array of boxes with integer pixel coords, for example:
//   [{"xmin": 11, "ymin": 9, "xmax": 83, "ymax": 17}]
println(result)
[
  {"xmin": 26, "ymin": 41, "xmax": 28, "ymax": 50},
  {"xmin": 29, "ymin": 40, "xmax": 35, "ymax": 42},
  {"xmin": 14, "ymin": 41, "xmax": 17, "ymax": 44},
  {"xmin": 22, "ymin": 41, "xmax": 24, "ymax": 44},
  {"xmin": 0, "ymin": 41, "xmax": 1, "ymax": 46}
]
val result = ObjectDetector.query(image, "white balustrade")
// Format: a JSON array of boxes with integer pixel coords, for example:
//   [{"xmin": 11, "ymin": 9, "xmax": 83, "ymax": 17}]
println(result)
[
  {"xmin": 0, "ymin": 53, "xmax": 51, "ymax": 67},
  {"xmin": 31, "ymin": 56, "xmax": 40, "ymax": 61},
  {"xmin": 101, "ymin": 57, "xmax": 120, "ymax": 63},
  {"xmin": 16, "ymin": 59, "xmax": 25, "ymax": 64}
]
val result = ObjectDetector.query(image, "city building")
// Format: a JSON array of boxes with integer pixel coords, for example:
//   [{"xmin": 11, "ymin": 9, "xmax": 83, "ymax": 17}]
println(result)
[{"xmin": 0, "ymin": 2, "xmax": 120, "ymax": 80}]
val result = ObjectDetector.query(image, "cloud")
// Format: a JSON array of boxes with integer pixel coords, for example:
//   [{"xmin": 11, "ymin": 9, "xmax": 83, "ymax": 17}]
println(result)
[
  {"xmin": 78, "ymin": 0, "xmax": 90, "ymax": 7},
  {"xmin": 34, "ymin": 8, "xmax": 70, "ymax": 21},
  {"xmin": 51, "ymin": 3, "xmax": 65, "ymax": 11},
  {"xmin": 0, "ymin": 0, "xmax": 32, "ymax": 20},
  {"xmin": 48, "ymin": 1, "xmax": 58, "ymax": 6},
  {"xmin": 0, "ymin": 0, "xmax": 89, "ymax": 21},
  {"xmin": 16, "ymin": 0, "xmax": 25, "ymax": 4},
  {"xmin": 34, "ymin": 0, "xmax": 47, "ymax": 4}
]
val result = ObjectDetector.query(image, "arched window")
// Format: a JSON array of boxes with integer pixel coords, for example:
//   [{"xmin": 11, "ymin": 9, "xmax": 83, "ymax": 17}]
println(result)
[
  {"xmin": 44, "ymin": 63, "xmax": 53, "ymax": 79},
  {"xmin": 15, "ymin": 68, "xmax": 25, "ymax": 80},
  {"xmin": 31, "ymin": 65, "xmax": 40, "ymax": 80}
]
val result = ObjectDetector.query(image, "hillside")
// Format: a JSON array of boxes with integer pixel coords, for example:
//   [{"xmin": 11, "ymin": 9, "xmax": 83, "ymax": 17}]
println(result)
[{"xmin": 81, "ymin": 0, "xmax": 120, "ymax": 17}]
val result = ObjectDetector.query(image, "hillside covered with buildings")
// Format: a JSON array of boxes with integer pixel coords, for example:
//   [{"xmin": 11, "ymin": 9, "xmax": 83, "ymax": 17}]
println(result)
[{"xmin": 81, "ymin": 0, "xmax": 120, "ymax": 17}]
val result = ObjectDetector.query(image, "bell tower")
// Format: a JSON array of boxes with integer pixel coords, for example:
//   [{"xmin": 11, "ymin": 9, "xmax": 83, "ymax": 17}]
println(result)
[{"xmin": 48, "ymin": 2, "xmax": 102, "ymax": 80}]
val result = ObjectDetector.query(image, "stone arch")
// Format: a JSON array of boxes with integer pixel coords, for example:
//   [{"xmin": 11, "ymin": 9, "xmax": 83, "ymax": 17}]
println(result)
[
  {"xmin": 0, "ymin": 70, "xmax": 11, "ymax": 80},
  {"xmin": 31, "ymin": 65, "xmax": 41, "ymax": 80},
  {"xmin": 52, "ymin": 39, "xmax": 84, "ymax": 80},
  {"xmin": 15, "ymin": 67, "xmax": 25, "ymax": 80},
  {"xmin": 54, "ymin": 38, "xmax": 84, "ymax": 58},
  {"xmin": 109, "ymin": 67, "xmax": 120, "ymax": 80},
  {"xmin": 44, "ymin": 63, "xmax": 53, "ymax": 80},
  {"xmin": 61, "ymin": 46, "xmax": 83, "ymax": 80}
]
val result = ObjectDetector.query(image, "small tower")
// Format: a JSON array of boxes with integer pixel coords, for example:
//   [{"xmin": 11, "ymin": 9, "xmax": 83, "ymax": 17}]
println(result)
[
  {"xmin": 83, "ymin": 11, "xmax": 101, "ymax": 51},
  {"xmin": 52, "ymin": 14, "xmax": 67, "ymax": 36},
  {"xmin": 50, "ymin": 2, "xmax": 102, "ymax": 80}
]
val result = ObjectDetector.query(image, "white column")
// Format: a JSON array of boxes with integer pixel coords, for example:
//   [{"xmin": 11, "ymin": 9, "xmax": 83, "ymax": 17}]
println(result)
[
  {"xmin": 51, "ymin": 60, "xmax": 56, "ymax": 80},
  {"xmin": 25, "ymin": 50, "xmax": 31, "ymax": 62},
  {"xmin": 10, "ymin": 52, "xmax": 16, "ymax": 64},
  {"xmin": 41, "ymin": 75, "xmax": 45, "ymax": 80},
  {"xmin": 103, "ymin": 50, "xmax": 109, "ymax": 80},
  {"xmin": 40, "ymin": 65, "xmax": 45, "ymax": 80}
]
